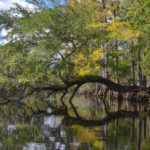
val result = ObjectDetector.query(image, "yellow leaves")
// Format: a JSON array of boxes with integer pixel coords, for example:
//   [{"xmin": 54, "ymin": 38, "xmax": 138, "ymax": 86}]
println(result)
[
  {"xmin": 18, "ymin": 77, "xmax": 30, "ymax": 83},
  {"xmin": 74, "ymin": 53, "xmax": 91, "ymax": 75},
  {"xmin": 77, "ymin": 67, "xmax": 93, "ymax": 76},
  {"xmin": 74, "ymin": 53, "xmax": 85, "ymax": 65},
  {"xmin": 68, "ymin": 0, "xmax": 97, "ymax": 6},
  {"xmin": 0, "ymin": 76, "xmax": 8, "ymax": 83},
  {"xmin": 88, "ymin": 18, "xmax": 141, "ymax": 41},
  {"xmin": 90, "ymin": 48, "xmax": 103, "ymax": 63},
  {"xmin": 68, "ymin": 0, "xmax": 98, "ymax": 15},
  {"xmin": 121, "ymin": 30, "xmax": 140, "ymax": 40},
  {"xmin": 107, "ymin": 19, "xmax": 141, "ymax": 40},
  {"xmin": 74, "ymin": 48, "xmax": 103, "ymax": 76},
  {"xmin": 107, "ymin": 18, "xmax": 125, "ymax": 31}
]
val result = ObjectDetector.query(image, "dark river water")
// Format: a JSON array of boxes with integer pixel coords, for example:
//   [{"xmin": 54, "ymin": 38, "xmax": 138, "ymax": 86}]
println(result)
[{"xmin": 0, "ymin": 95, "xmax": 150, "ymax": 150}]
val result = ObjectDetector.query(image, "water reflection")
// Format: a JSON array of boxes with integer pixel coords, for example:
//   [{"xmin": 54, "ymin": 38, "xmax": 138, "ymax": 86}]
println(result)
[
  {"xmin": 0, "ymin": 116, "xmax": 149, "ymax": 150},
  {"xmin": 23, "ymin": 143, "xmax": 46, "ymax": 150},
  {"xmin": 0, "ymin": 96, "xmax": 150, "ymax": 150},
  {"xmin": 44, "ymin": 115, "xmax": 64, "ymax": 128},
  {"xmin": 7, "ymin": 125, "xmax": 17, "ymax": 133}
]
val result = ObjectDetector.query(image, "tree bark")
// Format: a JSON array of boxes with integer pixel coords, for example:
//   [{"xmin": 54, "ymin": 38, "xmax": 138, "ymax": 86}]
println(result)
[
  {"xmin": 137, "ymin": 47, "xmax": 143, "ymax": 87},
  {"xmin": 104, "ymin": 43, "xmax": 109, "ymax": 79},
  {"xmin": 35, "ymin": 74, "xmax": 148, "ymax": 94},
  {"xmin": 131, "ymin": 61, "xmax": 135, "ymax": 86},
  {"xmin": 114, "ymin": 40, "xmax": 119, "ymax": 84}
]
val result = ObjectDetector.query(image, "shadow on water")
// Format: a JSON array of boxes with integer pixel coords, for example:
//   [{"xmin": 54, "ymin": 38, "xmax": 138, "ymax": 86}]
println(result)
[{"xmin": 0, "ymin": 95, "xmax": 150, "ymax": 150}]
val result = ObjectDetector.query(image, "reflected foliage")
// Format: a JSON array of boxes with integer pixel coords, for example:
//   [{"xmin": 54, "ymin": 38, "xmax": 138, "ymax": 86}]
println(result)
[{"xmin": 0, "ymin": 96, "xmax": 149, "ymax": 150}]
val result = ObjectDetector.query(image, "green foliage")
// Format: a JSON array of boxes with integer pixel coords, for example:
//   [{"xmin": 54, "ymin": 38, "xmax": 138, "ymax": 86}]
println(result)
[{"xmin": 0, "ymin": 0, "xmax": 149, "ymax": 87}]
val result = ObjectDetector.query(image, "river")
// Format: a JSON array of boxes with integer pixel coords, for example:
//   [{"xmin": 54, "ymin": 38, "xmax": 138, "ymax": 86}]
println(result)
[{"xmin": 0, "ymin": 95, "xmax": 150, "ymax": 150}]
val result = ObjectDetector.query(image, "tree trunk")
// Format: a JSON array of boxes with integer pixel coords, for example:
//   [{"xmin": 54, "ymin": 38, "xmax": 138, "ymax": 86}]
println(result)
[
  {"xmin": 131, "ymin": 61, "xmax": 135, "ymax": 86},
  {"xmin": 102, "ymin": 0, "xmax": 109, "ymax": 79},
  {"xmin": 137, "ymin": 47, "xmax": 143, "ymax": 87},
  {"xmin": 104, "ymin": 44, "xmax": 109, "ymax": 79},
  {"xmin": 114, "ymin": 40, "xmax": 119, "ymax": 84},
  {"xmin": 142, "ymin": 52, "xmax": 146, "ymax": 88}
]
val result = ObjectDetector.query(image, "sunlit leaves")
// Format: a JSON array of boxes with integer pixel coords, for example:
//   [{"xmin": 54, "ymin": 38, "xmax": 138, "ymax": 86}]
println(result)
[
  {"xmin": 74, "ymin": 48, "xmax": 103, "ymax": 76},
  {"xmin": 107, "ymin": 19, "xmax": 141, "ymax": 40}
]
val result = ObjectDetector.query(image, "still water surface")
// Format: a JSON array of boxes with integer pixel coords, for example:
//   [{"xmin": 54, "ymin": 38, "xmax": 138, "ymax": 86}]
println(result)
[{"xmin": 0, "ymin": 96, "xmax": 150, "ymax": 150}]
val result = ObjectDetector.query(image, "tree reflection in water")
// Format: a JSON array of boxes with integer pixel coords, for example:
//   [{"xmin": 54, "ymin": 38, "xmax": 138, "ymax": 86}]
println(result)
[{"xmin": 0, "ymin": 95, "xmax": 150, "ymax": 150}]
